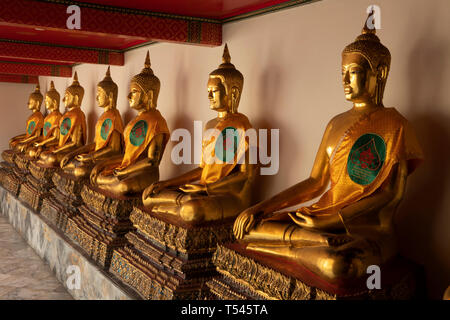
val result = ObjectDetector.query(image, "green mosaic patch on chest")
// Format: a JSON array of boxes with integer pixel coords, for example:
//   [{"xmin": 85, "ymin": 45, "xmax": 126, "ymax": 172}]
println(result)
[
  {"xmin": 60, "ymin": 118, "xmax": 71, "ymax": 136},
  {"xmin": 43, "ymin": 121, "xmax": 51, "ymax": 137},
  {"xmin": 215, "ymin": 126, "xmax": 239, "ymax": 163},
  {"xmin": 101, "ymin": 118, "xmax": 112, "ymax": 140},
  {"xmin": 27, "ymin": 121, "xmax": 36, "ymax": 135},
  {"xmin": 347, "ymin": 133, "xmax": 386, "ymax": 185},
  {"xmin": 129, "ymin": 120, "xmax": 148, "ymax": 146}
]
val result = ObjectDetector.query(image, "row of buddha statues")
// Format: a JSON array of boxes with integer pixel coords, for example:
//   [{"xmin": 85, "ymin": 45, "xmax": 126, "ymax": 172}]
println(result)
[{"xmin": 0, "ymin": 17, "xmax": 425, "ymax": 299}]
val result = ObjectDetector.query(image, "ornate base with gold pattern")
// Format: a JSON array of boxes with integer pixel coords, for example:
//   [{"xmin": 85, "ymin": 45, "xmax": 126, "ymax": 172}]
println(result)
[
  {"xmin": 0, "ymin": 150, "xmax": 22, "ymax": 195},
  {"xmin": 18, "ymin": 160, "xmax": 57, "ymax": 211},
  {"xmin": 64, "ymin": 185, "xmax": 139, "ymax": 269},
  {"xmin": 39, "ymin": 170, "xmax": 86, "ymax": 232},
  {"xmin": 207, "ymin": 243, "xmax": 424, "ymax": 300},
  {"xmin": 1, "ymin": 149, "xmax": 17, "ymax": 165},
  {"xmin": 109, "ymin": 206, "xmax": 235, "ymax": 299},
  {"xmin": 0, "ymin": 161, "xmax": 13, "ymax": 186}
]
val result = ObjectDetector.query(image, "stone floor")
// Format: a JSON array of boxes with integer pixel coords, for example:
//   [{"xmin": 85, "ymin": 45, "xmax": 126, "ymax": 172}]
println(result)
[{"xmin": 0, "ymin": 216, "xmax": 72, "ymax": 300}]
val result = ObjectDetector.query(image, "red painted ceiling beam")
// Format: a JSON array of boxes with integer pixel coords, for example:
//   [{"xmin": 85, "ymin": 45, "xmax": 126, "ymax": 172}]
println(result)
[
  {"xmin": 0, "ymin": 40, "xmax": 124, "ymax": 65},
  {"xmin": 0, "ymin": 0, "xmax": 221, "ymax": 46},
  {"xmin": 0, "ymin": 73, "xmax": 38, "ymax": 84},
  {"xmin": 0, "ymin": 60, "xmax": 72, "ymax": 77}
]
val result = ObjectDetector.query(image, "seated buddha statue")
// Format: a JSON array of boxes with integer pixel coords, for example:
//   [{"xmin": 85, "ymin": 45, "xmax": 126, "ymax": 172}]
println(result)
[
  {"xmin": 26, "ymin": 81, "xmax": 62, "ymax": 159},
  {"xmin": 142, "ymin": 44, "xmax": 257, "ymax": 224},
  {"xmin": 60, "ymin": 67, "xmax": 124, "ymax": 178},
  {"xmin": 9, "ymin": 84, "xmax": 44, "ymax": 153},
  {"xmin": 90, "ymin": 52, "xmax": 169, "ymax": 196},
  {"xmin": 233, "ymin": 21, "xmax": 424, "ymax": 284},
  {"xmin": 37, "ymin": 72, "xmax": 87, "ymax": 168}
]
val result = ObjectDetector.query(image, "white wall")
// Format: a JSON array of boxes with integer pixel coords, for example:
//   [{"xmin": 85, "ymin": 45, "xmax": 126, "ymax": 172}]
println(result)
[{"xmin": 4, "ymin": 0, "xmax": 449, "ymax": 298}]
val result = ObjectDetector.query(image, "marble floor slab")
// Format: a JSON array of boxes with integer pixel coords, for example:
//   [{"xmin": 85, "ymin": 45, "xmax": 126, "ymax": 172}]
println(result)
[{"xmin": 0, "ymin": 216, "xmax": 73, "ymax": 300}]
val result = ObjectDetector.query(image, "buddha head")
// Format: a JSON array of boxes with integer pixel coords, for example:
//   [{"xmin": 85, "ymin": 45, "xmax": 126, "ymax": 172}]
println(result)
[
  {"xmin": 97, "ymin": 66, "xmax": 118, "ymax": 109},
  {"xmin": 63, "ymin": 72, "xmax": 84, "ymax": 109},
  {"xmin": 208, "ymin": 44, "xmax": 244, "ymax": 113},
  {"xmin": 128, "ymin": 51, "xmax": 160, "ymax": 111},
  {"xmin": 28, "ymin": 83, "xmax": 43, "ymax": 111},
  {"xmin": 342, "ymin": 16, "xmax": 391, "ymax": 106},
  {"xmin": 45, "ymin": 81, "xmax": 60, "ymax": 112}
]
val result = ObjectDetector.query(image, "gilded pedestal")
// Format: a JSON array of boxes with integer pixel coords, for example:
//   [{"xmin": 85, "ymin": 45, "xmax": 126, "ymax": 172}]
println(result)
[
  {"xmin": 0, "ymin": 161, "xmax": 13, "ymax": 186},
  {"xmin": 65, "ymin": 185, "xmax": 139, "ymax": 269},
  {"xmin": 0, "ymin": 150, "xmax": 28, "ymax": 196},
  {"xmin": 38, "ymin": 170, "xmax": 86, "ymax": 232},
  {"xmin": 207, "ymin": 243, "xmax": 424, "ymax": 300},
  {"xmin": 109, "ymin": 207, "xmax": 235, "ymax": 299},
  {"xmin": 18, "ymin": 160, "xmax": 56, "ymax": 211}
]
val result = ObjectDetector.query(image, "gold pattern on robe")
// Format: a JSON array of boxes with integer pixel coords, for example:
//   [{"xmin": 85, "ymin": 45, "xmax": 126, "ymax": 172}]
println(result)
[
  {"xmin": 24, "ymin": 111, "xmax": 44, "ymax": 139},
  {"xmin": 42, "ymin": 111, "xmax": 62, "ymax": 139},
  {"xmin": 111, "ymin": 109, "xmax": 169, "ymax": 173},
  {"xmin": 58, "ymin": 107, "xmax": 86, "ymax": 148},
  {"xmin": 264, "ymin": 108, "xmax": 423, "ymax": 229},
  {"xmin": 200, "ymin": 112, "xmax": 252, "ymax": 186},
  {"xmin": 94, "ymin": 108, "xmax": 124, "ymax": 151}
]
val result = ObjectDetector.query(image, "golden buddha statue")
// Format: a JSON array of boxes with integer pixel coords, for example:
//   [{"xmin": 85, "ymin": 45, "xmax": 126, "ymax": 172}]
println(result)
[
  {"xmin": 37, "ymin": 72, "xmax": 87, "ymax": 168},
  {"xmin": 233, "ymin": 21, "xmax": 424, "ymax": 284},
  {"xmin": 9, "ymin": 84, "xmax": 44, "ymax": 152},
  {"xmin": 26, "ymin": 81, "xmax": 62, "ymax": 159},
  {"xmin": 142, "ymin": 44, "xmax": 256, "ymax": 224},
  {"xmin": 90, "ymin": 52, "xmax": 169, "ymax": 196},
  {"xmin": 60, "ymin": 67, "xmax": 124, "ymax": 178}
]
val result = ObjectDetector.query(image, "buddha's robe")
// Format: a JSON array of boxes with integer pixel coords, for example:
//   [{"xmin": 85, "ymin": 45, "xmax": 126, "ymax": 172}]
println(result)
[
  {"xmin": 93, "ymin": 109, "xmax": 124, "ymax": 152},
  {"xmin": 95, "ymin": 109, "xmax": 169, "ymax": 195},
  {"xmin": 57, "ymin": 107, "xmax": 87, "ymax": 148},
  {"xmin": 199, "ymin": 112, "xmax": 254, "ymax": 202},
  {"xmin": 11, "ymin": 111, "xmax": 44, "ymax": 149},
  {"xmin": 268, "ymin": 108, "xmax": 423, "ymax": 230},
  {"xmin": 62, "ymin": 108, "xmax": 123, "ymax": 177}
]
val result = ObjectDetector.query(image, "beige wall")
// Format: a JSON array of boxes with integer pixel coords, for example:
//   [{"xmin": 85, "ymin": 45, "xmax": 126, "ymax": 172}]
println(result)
[
  {"xmin": 0, "ymin": 82, "xmax": 37, "ymax": 150},
  {"xmin": 4, "ymin": 0, "xmax": 449, "ymax": 298}
]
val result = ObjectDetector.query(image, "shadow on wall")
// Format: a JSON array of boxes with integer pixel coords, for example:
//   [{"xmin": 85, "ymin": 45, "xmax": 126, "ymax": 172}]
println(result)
[
  {"xmin": 164, "ymin": 53, "xmax": 196, "ymax": 178},
  {"xmin": 395, "ymin": 13, "xmax": 450, "ymax": 299},
  {"xmin": 251, "ymin": 47, "xmax": 301, "ymax": 204}
]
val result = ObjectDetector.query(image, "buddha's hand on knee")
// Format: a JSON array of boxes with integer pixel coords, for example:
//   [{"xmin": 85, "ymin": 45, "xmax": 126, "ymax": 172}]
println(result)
[
  {"xmin": 294, "ymin": 211, "xmax": 341, "ymax": 230},
  {"xmin": 233, "ymin": 206, "xmax": 260, "ymax": 240},
  {"xmin": 143, "ymin": 181, "xmax": 168, "ymax": 200},
  {"xmin": 76, "ymin": 154, "xmax": 92, "ymax": 163},
  {"xmin": 60, "ymin": 155, "xmax": 70, "ymax": 168},
  {"xmin": 90, "ymin": 166, "xmax": 100, "ymax": 185},
  {"xmin": 179, "ymin": 183, "xmax": 206, "ymax": 193}
]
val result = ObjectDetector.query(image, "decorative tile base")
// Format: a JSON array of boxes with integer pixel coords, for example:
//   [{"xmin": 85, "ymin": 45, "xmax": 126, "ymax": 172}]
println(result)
[
  {"xmin": 207, "ymin": 243, "xmax": 425, "ymax": 300},
  {"xmin": 39, "ymin": 170, "xmax": 87, "ymax": 232},
  {"xmin": 0, "ymin": 185, "xmax": 138, "ymax": 300},
  {"xmin": 64, "ymin": 185, "xmax": 139, "ymax": 269},
  {"xmin": 1, "ymin": 149, "xmax": 17, "ymax": 165},
  {"xmin": 14, "ymin": 152, "xmax": 31, "ymax": 172},
  {"xmin": 2, "ymin": 170, "xmax": 22, "ymax": 196},
  {"xmin": 2, "ymin": 153, "xmax": 32, "ymax": 197},
  {"xmin": 40, "ymin": 188, "xmax": 79, "ymax": 233},
  {"xmin": 18, "ymin": 173, "xmax": 52, "ymax": 212},
  {"xmin": 109, "ymin": 206, "xmax": 235, "ymax": 300}
]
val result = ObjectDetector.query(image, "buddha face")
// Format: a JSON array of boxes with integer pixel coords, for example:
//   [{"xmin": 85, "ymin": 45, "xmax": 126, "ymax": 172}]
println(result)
[
  {"xmin": 63, "ymin": 91, "xmax": 76, "ymax": 108},
  {"xmin": 45, "ymin": 95, "xmax": 57, "ymax": 111},
  {"xmin": 342, "ymin": 53, "xmax": 377, "ymax": 103},
  {"xmin": 207, "ymin": 77, "xmax": 227, "ymax": 112},
  {"xmin": 27, "ymin": 97, "xmax": 40, "ymax": 111},
  {"xmin": 128, "ymin": 82, "xmax": 152, "ymax": 111},
  {"xmin": 96, "ymin": 87, "xmax": 108, "ymax": 108}
]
